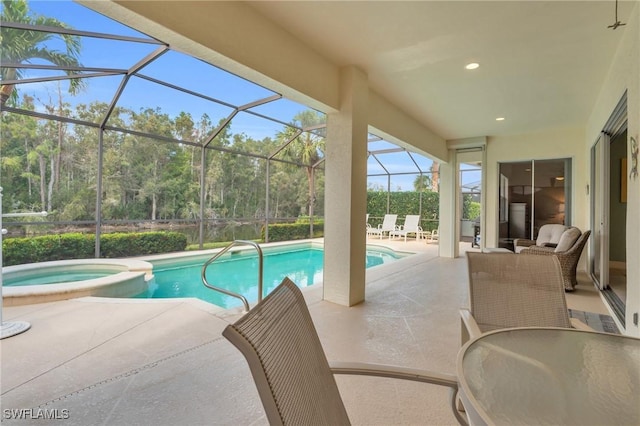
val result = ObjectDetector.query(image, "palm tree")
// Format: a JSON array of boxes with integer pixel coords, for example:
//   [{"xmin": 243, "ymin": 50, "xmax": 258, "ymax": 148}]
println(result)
[
  {"xmin": 413, "ymin": 174, "xmax": 432, "ymax": 192},
  {"xmin": 276, "ymin": 110, "xmax": 325, "ymax": 217},
  {"xmin": 430, "ymin": 161, "xmax": 440, "ymax": 192},
  {"xmin": 0, "ymin": 0, "xmax": 84, "ymax": 107}
]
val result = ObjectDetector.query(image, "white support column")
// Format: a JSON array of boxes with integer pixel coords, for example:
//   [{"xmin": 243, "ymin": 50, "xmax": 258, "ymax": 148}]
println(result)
[
  {"xmin": 323, "ymin": 66, "xmax": 368, "ymax": 306},
  {"xmin": 438, "ymin": 150, "xmax": 458, "ymax": 258}
]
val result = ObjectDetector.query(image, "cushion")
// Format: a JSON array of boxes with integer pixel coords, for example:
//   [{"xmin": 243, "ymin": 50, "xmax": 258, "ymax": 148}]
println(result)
[
  {"xmin": 536, "ymin": 224, "xmax": 568, "ymax": 246},
  {"xmin": 554, "ymin": 227, "xmax": 581, "ymax": 252}
]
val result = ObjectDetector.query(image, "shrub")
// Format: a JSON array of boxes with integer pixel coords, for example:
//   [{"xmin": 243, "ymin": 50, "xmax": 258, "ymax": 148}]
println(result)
[
  {"xmin": 465, "ymin": 201, "xmax": 481, "ymax": 220},
  {"xmin": 2, "ymin": 231, "xmax": 188, "ymax": 266},
  {"xmin": 262, "ymin": 222, "xmax": 324, "ymax": 242},
  {"xmin": 100, "ymin": 232, "xmax": 186, "ymax": 258},
  {"xmin": 367, "ymin": 190, "xmax": 439, "ymax": 232}
]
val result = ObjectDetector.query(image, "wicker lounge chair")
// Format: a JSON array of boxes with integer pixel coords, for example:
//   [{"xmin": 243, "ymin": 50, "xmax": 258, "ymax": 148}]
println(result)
[
  {"xmin": 224, "ymin": 278, "xmax": 467, "ymax": 426},
  {"xmin": 519, "ymin": 230, "xmax": 591, "ymax": 291},
  {"xmin": 460, "ymin": 252, "xmax": 592, "ymax": 346}
]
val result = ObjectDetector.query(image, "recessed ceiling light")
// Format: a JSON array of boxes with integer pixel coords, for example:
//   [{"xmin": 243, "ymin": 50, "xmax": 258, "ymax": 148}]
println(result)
[
  {"xmin": 496, "ymin": 117, "xmax": 505, "ymax": 121},
  {"xmin": 465, "ymin": 63, "xmax": 480, "ymax": 70}
]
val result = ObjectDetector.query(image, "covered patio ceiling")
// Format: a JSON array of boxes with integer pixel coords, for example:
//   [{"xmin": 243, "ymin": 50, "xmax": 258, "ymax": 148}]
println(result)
[{"xmin": 245, "ymin": 0, "xmax": 633, "ymax": 141}]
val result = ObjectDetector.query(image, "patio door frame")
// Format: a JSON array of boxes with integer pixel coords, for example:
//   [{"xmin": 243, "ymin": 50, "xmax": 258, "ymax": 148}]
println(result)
[{"xmin": 591, "ymin": 132, "xmax": 610, "ymax": 290}]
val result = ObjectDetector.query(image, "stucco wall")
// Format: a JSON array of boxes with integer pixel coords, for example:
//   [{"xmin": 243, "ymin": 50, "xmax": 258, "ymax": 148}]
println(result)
[
  {"xmin": 484, "ymin": 127, "xmax": 587, "ymax": 248},
  {"xmin": 586, "ymin": 2, "xmax": 639, "ymax": 336}
]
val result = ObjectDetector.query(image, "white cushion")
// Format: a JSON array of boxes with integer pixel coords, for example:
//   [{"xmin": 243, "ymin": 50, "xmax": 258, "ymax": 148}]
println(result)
[
  {"xmin": 536, "ymin": 224, "xmax": 568, "ymax": 246},
  {"xmin": 555, "ymin": 227, "xmax": 581, "ymax": 252}
]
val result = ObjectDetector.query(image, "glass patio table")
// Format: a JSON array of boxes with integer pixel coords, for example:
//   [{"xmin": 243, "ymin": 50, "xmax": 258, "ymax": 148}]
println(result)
[{"xmin": 456, "ymin": 327, "xmax": 640, "ymax": 425}]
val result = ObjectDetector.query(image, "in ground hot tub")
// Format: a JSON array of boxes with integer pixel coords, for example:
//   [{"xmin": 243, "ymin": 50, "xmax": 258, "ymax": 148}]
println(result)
[{"xmin": 2, "ymin": 259, "xmax": 154, "ymax": 306}]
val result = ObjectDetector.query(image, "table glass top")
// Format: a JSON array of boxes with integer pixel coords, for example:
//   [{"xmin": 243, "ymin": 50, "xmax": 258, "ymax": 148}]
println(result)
[{"xmin": 460, "ymin": 328, "xmax": 640, "ymax": 425}]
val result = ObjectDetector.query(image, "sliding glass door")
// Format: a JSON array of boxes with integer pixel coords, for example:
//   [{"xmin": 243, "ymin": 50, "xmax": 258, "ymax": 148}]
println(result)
[{"xmin": 498, "ymin": 159, "xmax": 572, "ymax": 250}]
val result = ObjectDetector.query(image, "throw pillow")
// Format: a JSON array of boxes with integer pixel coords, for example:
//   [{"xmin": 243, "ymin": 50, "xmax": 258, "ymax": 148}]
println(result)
[{"xmin": 555, "ymin": 227, "xmax": 581, "ymax": 252}]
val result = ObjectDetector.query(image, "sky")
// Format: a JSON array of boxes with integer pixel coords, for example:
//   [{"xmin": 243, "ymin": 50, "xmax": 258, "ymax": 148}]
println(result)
[{"xmin": 14, "ymin": 0, "xmax": 480, "ymax": 192}]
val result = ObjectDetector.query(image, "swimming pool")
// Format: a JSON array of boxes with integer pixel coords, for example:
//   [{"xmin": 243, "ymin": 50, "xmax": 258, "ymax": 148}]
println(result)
[{"xmin": 135, "ymin": 242, "xmax": 409, "ymax": 308}]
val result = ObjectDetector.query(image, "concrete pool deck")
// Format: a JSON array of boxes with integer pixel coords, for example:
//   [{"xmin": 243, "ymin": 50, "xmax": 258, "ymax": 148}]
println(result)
[{"xmin": 1, "ymin": 239, "xmax": 609, "ymax": 425}]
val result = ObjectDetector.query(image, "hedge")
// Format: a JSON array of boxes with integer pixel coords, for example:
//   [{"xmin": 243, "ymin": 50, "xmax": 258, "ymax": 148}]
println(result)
[
  {"xmin": 367, "ymin": 191, "xmax": 440, "ymax": 232},
  {"xmin": 2, "ymin": 231, "xmax": 188, "ymax": 266},
  {"xmin": 263, "ymin": 222, "xmax": 324, "ymax": 242}
]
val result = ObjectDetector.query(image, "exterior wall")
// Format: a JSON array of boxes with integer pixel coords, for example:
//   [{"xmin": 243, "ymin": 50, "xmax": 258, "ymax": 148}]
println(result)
[
  {"xmin": 586, "ymin": 2, "xmax": 639, "ymax": 336},
  {"xmin": 484, "ymin": 127, "xmax": 587, "ymax": 248}
]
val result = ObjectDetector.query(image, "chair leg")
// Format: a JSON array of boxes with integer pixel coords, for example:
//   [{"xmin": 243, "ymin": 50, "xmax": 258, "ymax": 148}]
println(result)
[{"xmin": 456, "ymin": 394, "xmax": 466, "ymax": 413}]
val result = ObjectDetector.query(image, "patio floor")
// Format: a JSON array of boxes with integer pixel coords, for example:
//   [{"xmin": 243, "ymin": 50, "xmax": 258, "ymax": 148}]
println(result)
[{"xmin": 1, "ymin": 240, "xmax": 609, "ymax": 425}]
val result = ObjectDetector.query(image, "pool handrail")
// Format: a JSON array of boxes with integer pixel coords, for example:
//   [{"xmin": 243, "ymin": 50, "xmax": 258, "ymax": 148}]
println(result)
[{"xmin": 201, "ymin": 240, "xmax": 264, "ymax": 312}]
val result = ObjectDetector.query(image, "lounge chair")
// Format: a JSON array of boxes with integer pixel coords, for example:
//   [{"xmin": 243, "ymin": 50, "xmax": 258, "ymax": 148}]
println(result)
[
  {"xmin": 426, "ymin": 228, "xmax": 439, "ymax": 244},
  {"xmin": 389, "ymin": 215, "xmax": 422, "ymax": 242},
  {"xmin": 223, "ymin": 278, "xmax": 467, "ymax": 425},
  {"xmin": 366, "ymin": 214, "xmax": 397, "ymax": 239},
  {"xmin": 460, "ymin": 252, "xmax": 592, "ymax": 346}
]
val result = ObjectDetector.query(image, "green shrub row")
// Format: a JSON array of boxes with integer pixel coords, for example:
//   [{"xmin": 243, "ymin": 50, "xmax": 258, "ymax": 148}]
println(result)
[
  {"xmin": 263, "ymin": 222, "xmax": 324, "ymax": 242},
  {"xmin": 367, "ymin": 191, "xmax": 440, "ymax": 232},
  {"xmin": 2, "ymin": 231, "xmax": 188, "ymax": 266}
]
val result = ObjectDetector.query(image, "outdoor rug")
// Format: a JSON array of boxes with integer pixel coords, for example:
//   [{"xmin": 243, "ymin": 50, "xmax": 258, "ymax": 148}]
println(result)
[{"xmin": 568, "ymin": 309, "xmax": 619, "ymax": 334}]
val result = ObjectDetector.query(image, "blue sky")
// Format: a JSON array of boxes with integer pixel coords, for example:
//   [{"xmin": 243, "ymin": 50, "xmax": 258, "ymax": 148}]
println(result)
[{"xmin": 19, "ymin": 1, "xmax": 480, "ymax": 192}]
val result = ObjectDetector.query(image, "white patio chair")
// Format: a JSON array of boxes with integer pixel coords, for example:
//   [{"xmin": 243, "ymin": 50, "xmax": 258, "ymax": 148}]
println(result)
[
  {"xmin": 389, "ymin": 214, "xmax": 422, "ymax": 242},
  {"xmin": 223, "ymin": 278, "xmax": 467, "ymax": 425},
  {"xmin": 366, "ymin": 214, "xmax": 397, "ymax": 239},
  {"xmin": 427, "ymin": 228, "xmax": 439, "ymax": 244}
]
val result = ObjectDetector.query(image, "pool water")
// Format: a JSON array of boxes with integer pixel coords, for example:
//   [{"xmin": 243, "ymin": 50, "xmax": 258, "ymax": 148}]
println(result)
[
  {"xmin": 135, "ymin": 246, "xmax": 406, "ymax": 308},
  {"xmin": 5, "ymin": 271, "xmax": 114, "ymax": 286}
]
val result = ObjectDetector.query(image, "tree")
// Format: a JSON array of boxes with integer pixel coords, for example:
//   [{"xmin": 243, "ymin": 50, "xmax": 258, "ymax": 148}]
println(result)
[
  {"xmin": 413, "ymin": 174, "xmax": 432, "ymax": 192},
  {"xmin": 0, "ymin": 0, "xmax": 84, "ymax": 107},
  {"xmin": 276, "ymin": 110, "xmax": 325, "ymax": 217},
  {"xmin": 128, "ymin": 107, "xmax": 175, "ymax": 220},
  {"xmin": 430, "ymin": 161, "xmax": 440, "ymax": 192},
  {"xmin": 0, "ymin": 94, "xmax": 38, "ymax": 208},
  {"xmin": 462, "ymin": 195, "xmax": 480, "ymax": 220}
]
